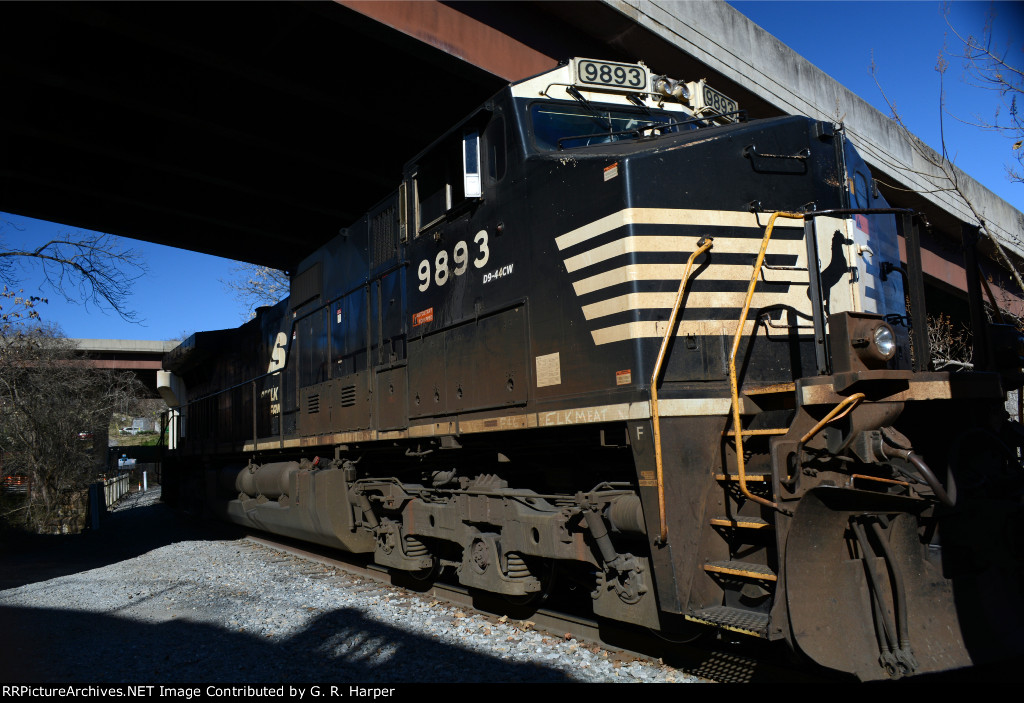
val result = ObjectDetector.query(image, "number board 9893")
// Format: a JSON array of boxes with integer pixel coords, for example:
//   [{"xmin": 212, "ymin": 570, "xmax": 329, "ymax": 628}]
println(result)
[
  {"xmin": 575, "ymin": 59, "xmax": 646, "ymax": 92},
  {"xmin": 700, "ymin": 83, "xmax": 738, "ymax": 119}
]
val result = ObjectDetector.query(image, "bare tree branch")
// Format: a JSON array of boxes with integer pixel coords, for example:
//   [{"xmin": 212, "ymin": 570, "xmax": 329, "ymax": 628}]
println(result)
[
  {"xmin": 0, "ymin": 313, "xmax": 146, "ymax": 532},
  {"xmin": 221, "ymin": 262, "xmax": 289, "ymax": 319},
  {"xmin": 941, "ymin": 3, "xmax": 1024, "ymax": 184},
  {"xmin": 0, "ymin": 227, "xmax": 147, "ymax": 322},
  {"xmin": 928, "ymin": 312, "xmax": 972, "ymax": 369},
  {"xmin": 871, "ymin": 53, "xmax": 1024, "ymax": 299}
]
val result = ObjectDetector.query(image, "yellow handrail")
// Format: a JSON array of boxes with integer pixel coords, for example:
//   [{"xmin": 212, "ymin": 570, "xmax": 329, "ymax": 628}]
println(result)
[
  {"xmin": 727, "ymin": 212, "xmax": 804, "ymax": 512},
  {"xmin": 651, "ymin": 237, "xmax": 713, "ymax": 544}
]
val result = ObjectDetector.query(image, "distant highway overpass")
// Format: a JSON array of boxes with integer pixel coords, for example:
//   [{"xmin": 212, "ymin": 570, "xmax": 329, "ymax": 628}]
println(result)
[{"xmin": 72, "ymin": 339, "xmax": 179, "ymax": 395}]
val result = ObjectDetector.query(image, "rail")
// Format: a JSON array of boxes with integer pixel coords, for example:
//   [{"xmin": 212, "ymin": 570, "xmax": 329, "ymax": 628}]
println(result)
[
  {"xmin": 726, "ymin": 208, "xmax": 925, "ymax": 511},
  {"xmin": 728, "ymin": 211, "xmax": 804, "ymax": 512},
  {"xmin": 167, "ymin": 369, "xmax": 284, "ymax": 455},
  {"xmin": 650, "ymin": 237, "xmax": 713, "ymax": 545},
  {"xmin": 801, "ymin": 208, "xmax": 928, "ymax": 373}
]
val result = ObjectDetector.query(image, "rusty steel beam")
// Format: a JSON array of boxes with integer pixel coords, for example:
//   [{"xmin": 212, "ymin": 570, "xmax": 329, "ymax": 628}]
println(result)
[
  {"xmin": 338, "ymin": 1, "xmax": 558, "ymax": 81},
  {"xmin": 898, "ymin": 235, "xmax": 1024, "ymax": 317}
]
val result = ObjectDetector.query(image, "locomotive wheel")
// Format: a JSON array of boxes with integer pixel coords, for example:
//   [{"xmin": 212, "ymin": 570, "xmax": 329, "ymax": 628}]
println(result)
[
  {"xmin": 503, "ymin": 558, "xmax": 556, "ymax": 608},
  {"xmin": 409, "ymin": 557, "xmax": 440, "ymax": 581},
  {"xmin": 393, "ymin": 557, "xmax": 440, "ymax": 592},
  {"xmin": 649, "ymin": 620, "xmax": 707, "ymax": 645}
]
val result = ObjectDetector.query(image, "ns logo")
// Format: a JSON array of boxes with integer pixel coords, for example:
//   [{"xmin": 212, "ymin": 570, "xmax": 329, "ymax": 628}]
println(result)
[{"xmin": 267, "ymin": 332, "xmax": 288, "ymax": 373}]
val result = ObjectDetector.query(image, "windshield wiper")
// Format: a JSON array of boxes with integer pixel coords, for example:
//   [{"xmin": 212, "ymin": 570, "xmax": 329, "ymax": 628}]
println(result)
[
  {"xmin": 556, "ymin": 120, "xmax": 669, "ymax": 150},
  {"xmin": 555, "ymin": 109, "xmax": 749, "ymax": 150},
  {"xmin": 566, "ymin": 86, "xmax": 612, "ymax": 131},
  {"xmin": 627, "ymin": 93, "xmax": 652, "ymax": 115}
]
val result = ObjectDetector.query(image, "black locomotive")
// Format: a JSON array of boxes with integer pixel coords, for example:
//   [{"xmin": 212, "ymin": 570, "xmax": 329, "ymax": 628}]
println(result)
[{"xmin": 160, "ymin": 59, "xmax": 1024, "ymax": 680}]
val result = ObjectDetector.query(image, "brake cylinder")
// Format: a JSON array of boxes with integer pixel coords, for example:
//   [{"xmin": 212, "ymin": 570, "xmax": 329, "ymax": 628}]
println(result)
[{"xmin": 605, "ymin": 495, "xmax": 647, "ymax": 535}]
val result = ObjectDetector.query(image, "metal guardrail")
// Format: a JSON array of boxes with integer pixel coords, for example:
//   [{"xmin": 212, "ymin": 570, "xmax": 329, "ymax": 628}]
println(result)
[{"xmin": 103, "ymin": 474, "xmax": 130, "ymax": 507}]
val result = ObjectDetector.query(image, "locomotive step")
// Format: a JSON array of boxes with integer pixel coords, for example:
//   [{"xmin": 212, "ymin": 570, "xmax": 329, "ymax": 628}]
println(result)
[
  {"xmin": 686, "ymin": 606, "xmax": 769, "ymax": 638},
  {"xmin": 714, "ymin": 473, "xmax": 770, "ymax": 483},
  {"xmin": 722, "ymin": 427, "xmax": 789, "ymax": 437},
  {"xmin": 703, "ymin": 560, "xmax": 777, "ymax": 581},
  {"xmin": 709, "ymin": 516, "xmax": 771, "ymax": 529},
  {"xmin": 740, "ymin": 382, "xmax": 796, "ymax": 396}
]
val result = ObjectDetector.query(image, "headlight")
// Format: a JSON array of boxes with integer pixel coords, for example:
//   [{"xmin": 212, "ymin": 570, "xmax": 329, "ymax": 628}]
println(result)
[
  {"xmin": 653, "ymin": 76, "xmax": 689, "ymax": 101},
  {"xmin": 830, "ymin": 312, "xmax": 900, "ymax": 374},
  {"xmin": 873, "ymin": 325, "xmax": 896, "ymax": 360}
]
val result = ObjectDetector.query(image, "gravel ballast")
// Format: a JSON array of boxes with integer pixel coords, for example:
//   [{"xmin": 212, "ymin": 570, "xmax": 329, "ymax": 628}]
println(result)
[{"xmin": 0, "ymin": 489, "xmax": 700, "ymax": 684}]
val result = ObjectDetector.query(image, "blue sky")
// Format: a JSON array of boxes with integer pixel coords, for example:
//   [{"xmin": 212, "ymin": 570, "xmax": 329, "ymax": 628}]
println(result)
[
  {"xmin": 729, "ymin": 0, "xmax": 1024, "ymax": 211},
  {"xmin": 1, "ymin": 0, "xmax": 1021, "ymax": 342},
  {"xmin": 0, "ymin": 215, "xmax": 247, "ymax": 341}
]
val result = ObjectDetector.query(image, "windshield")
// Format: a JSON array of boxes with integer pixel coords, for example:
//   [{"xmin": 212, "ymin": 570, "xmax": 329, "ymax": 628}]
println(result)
[{"xmin": 531, "ymin": 103, "xmax": 691, "ymax": 151}]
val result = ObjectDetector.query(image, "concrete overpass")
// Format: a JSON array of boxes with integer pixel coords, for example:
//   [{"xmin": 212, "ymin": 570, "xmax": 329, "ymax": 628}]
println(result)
[
  {"xmin": 2, "ymin": 1, "xmax": 1020, "ymax": 314},
  {"xmin": 72, "ymin": 339, "xmax": 179, "ymax": 395},
  {"xmin": 64, "ymin": 339, "xmax": 177, "ymax": 469}
]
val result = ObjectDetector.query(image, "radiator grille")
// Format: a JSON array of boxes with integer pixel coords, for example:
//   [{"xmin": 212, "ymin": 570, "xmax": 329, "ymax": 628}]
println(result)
[
  {"xmin": 290, "ymin": 261, "xmax": 322, "ymax": 309},
  {"xmin": 371, "ymin": 205, "xmax": 397, "ymax": 267},
  {"xmin": 340, "ymin": 385, "xmax": 357, "ymax": 408}
]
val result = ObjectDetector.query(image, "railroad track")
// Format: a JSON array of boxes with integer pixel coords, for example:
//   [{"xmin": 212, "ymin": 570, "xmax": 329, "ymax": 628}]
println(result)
[{"xmin": 242, "ymin": 532, "xmax": 828, "ymax": 684}]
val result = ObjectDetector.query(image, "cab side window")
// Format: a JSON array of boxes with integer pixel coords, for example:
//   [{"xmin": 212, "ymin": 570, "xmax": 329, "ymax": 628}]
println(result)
[
  {"xmin": 414, "ymin": 114, "xmax": 492, "ymax": 235},
  {"xmin": 414, "ymin": 144, "xmax": 457, "ymax": 232}
]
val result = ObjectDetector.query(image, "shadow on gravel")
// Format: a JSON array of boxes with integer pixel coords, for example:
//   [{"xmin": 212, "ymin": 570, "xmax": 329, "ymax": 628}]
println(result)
[
  {"xmin": 0, "ymin": 603, "xmax": 574, "ymax": 683},
  {"xmin": 0, "ymin": 492, "xmax": 244, "ymax": 591}
]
